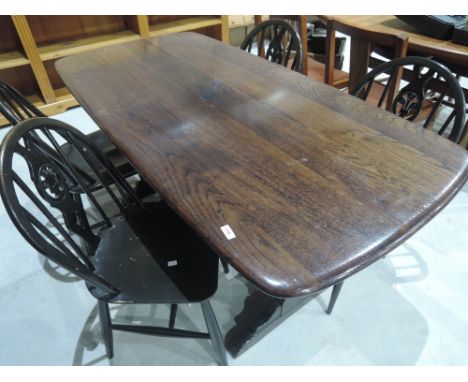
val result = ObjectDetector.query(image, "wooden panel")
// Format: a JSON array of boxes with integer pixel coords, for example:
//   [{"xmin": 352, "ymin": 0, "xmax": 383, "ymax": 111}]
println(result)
[
  {"xmin": 193, "ymin": 25, "xmax": 222, "ymax": 41},
  {"xmin": 11, "ymin": 16, "xmax": 56, "ymax": 103},
  {"xmin": 0, "ymin": 51, "xmax": 29, "ymax": 70},
  {"xmin": 37, "ymin": 30, "xmax": 140, "ymax": 61},
  {"xmin": 26, "ymin": 15, "xmax": 127, "ymax": 46},
  {"xmin": 0, "ymin": 16, "xmax": 23, "ymax": 53},
  {"xmin": 148, "ymin": 16, "xmax": 222, "ymax": 37},
  {"xmin": 148, "ymin": 15, "xmax": 198, "ymax": 25},
  {"xmin": 43, "ymin": 59, "xmax": 67, "ymax": 91},
  {"xmin": 243, "ymin": 16, "xmax": 255, "ymax": 25},
  {"xmin": 308, "ymin": 56, "xmax": 349, "ymax": 87},
  {"xmin": 0, "ymin": 64, "xmax": 39, "ymax": 97},
  {"xmin": 228, "ymin": 16, "xmax": 245, "ymax": 28},
  {"xmin": 56, "ymin": 33, "xmax": 468, "ymax": 298}
]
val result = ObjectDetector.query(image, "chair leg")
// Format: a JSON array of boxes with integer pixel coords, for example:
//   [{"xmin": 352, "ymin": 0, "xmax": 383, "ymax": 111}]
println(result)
[
  {"xmin": 97, "ymin": 300, "xmax": 114, "ymax": 359},
  {"xmin": 326, "ymin": 281, "xmax": 343, "ymax": 315},
  {"xmin": 169, "ymin": 304, "xmax": 178, "ymax": 328},
  {"xmin": 201, "ymin": 300, "xmax": 227, "ymax": 366},
  {"xmin": 220, "ymin": 257, "xmax": 229, "ymax": 274}
]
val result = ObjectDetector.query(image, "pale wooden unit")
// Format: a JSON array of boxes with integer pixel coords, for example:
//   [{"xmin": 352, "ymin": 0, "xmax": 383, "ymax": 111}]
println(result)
[
  {"xmin": 0, "ymin": 51, "xmax": 29, "ymax": 70},
  {"xmin": 148, "ymin": 16, "xmax": 223, "ymax": 37},
  {"xmin": 226, "ymin": 16, "xmax": 269, "ymax": 46},
  {"xmin": 0, "ymin": 15, "xmax": 229, "ymax": 126},
  {"xmin": 227, "ymin": 15, "xmax": 268, "ymax": 28},
  {"xmin": 37, "ymin": 30, "xmax": 142, "ymax": 61},
  {"xmin": 11, "ymin": 15, "xmax": 56, "ymax": 103}
]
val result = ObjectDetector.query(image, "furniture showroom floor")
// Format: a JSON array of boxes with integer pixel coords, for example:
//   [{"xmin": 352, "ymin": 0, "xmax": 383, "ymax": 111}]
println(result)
[{"xmin": 1, "ymin": 107, "xmax": 467, "ymax": 366}]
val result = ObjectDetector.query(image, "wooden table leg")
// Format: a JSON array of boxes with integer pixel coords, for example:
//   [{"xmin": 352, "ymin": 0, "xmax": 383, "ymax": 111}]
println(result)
[
  {"xmin": 348, "ymin": 37, "xmax": 370, "ymax": 92},
  {"xmin": 460, "ymin": 119, "xmax": 468, "ymax": 149},
  {"xmin": 224, "ymin": 286, "xmax": 315, "ymax": 357},
  {"xmin": 298, "ymin": 16, "xmax": 309, "ymax": 75}
]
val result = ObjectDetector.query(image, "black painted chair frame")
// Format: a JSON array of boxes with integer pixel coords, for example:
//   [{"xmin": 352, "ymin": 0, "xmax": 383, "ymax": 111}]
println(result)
[
  {"xmin": 351, "ymin": 56, "xmax": 466, "ymax": 143},
  {"xmin": 240, "ymin": 19, "xmax": 304, "ymax": 73}
]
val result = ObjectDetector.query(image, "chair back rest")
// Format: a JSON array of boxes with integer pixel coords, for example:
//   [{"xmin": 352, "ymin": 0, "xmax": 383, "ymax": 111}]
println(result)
[
  {"xmin": 351, "ymin": 56, "xmax": 467, "ymax": 143},
  {"xmin": 261, "ymin": 16, "xmax": 309, "ymax": 74},
  {"xmin": 0, "ymin": 117, "xmax": 144, "ymax": 296},
  {"xmin": 0, "ymin": 81, "xmax": 45, "ymax": 125},
  {"xmin": 240, "ymin": 19, "xmax": 303, "ymax": 73},
  {"xmin": 324, "ymin": 18, "xmax": 409, "ymax": 90}
]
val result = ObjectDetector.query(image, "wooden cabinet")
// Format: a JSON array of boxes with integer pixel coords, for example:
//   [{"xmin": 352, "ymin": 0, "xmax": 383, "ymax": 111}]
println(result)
[
  {"xmin": 227, "ymin": 15, "xmax": 267, "ymax": 28},
  {"xmin": 0, "ymin": 15, "xmax": 228, "ymax": 126}
]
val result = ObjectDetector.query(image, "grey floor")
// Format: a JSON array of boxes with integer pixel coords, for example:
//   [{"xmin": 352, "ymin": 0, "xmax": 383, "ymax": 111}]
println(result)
[{"xmin": 1, "ymin": 106, "xmax": 468, "ymax": 366}]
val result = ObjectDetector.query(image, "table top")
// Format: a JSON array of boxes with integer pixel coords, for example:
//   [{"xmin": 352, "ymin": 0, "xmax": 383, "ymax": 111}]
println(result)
[
  {"xmin": 56, "ymin": 33, "xmax": 468, "ymax": 298},
  {"xmin": 328, "ymin": 16, "xmax": 468, "ymax": 69}
]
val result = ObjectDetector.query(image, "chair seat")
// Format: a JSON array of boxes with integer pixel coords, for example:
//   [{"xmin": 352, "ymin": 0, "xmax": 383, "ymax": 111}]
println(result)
[
  {"xmin": 87, "ymin": 201, "xmax": 220, "ymax": 304},
  {"xmin": 306, "ymin": 57, "xmax": 349, "ymax": 88},
  {"xmin": 61, "ymin": 130, "xmax": 137, "ymax": 183}
]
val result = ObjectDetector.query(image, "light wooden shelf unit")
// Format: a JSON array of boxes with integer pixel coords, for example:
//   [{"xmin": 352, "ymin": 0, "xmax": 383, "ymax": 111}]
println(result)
[
  {"xmin": 37, "ymin": 30, "xmax": 141, "ymax": 61},
  {"xmin": 149, "ymin": 16, "xmax": 223, "ymax": 37},
  {"xmin": 0, "ymin": 51, "xmax": 29, "ymax": 70},
  {"xmin": 0, "ymin": 16, "xmax": 28, "ymax": 72},
  {"xmin": 0, "ymin": 15, "xmax": 229, "ymax": 126}
]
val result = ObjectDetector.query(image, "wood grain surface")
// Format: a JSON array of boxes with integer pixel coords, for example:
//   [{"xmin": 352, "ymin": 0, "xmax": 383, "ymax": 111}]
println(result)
[{"xmin": 56, "ymin": 33, "xmax": 468, "ymax": 298}]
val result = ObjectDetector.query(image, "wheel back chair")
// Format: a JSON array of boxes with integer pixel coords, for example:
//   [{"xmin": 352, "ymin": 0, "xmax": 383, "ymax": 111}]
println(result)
[
  {"xmin": 0, "ymin": 117, "xmax": 227, "ymax": 365},
  {"xmin": 326, "ymin": 56, "xmax": 467, "ymax": 315},
  {"xmin": 352, "ymin": 56, "xmax": 467, "ymax": 142},
  {"xmin": 240, "ymin": 19, "xmax": 303, "ymax": 73},
  {"xmin": 253, "ymin": 16, "xmax": 309, "ymax": 75}
]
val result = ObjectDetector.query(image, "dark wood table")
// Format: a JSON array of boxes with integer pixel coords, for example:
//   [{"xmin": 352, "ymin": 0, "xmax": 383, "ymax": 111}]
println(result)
[{"xmin": 56, "ymin": 32, "xmax": 468, "ymax": 356}]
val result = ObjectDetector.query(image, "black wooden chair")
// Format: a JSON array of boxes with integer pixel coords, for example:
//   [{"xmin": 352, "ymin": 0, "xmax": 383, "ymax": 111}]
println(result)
[
  {"xmin": 351, "ymin": 56, "xmax": 466, "ymax": 142},
  {"xmin": 325, "ymin": 56, "xmax": 467, "ymax": 315},
  {"xmin": 240, "ymin": 19, "xmax": 303, "ymax": 73},
  {"xmin": 0, "ymin": 81, "xmax": 138, "ymax": 185},
  {"xmin": 0, "ymin": 117, "xmax": 227, "ymax": 365}
]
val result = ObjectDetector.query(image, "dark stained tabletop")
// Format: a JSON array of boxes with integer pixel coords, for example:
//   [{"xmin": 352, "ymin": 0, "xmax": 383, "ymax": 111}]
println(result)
[{"xmin": 56, "ymin": 33, "xmax": 468, "ymax": 298}]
